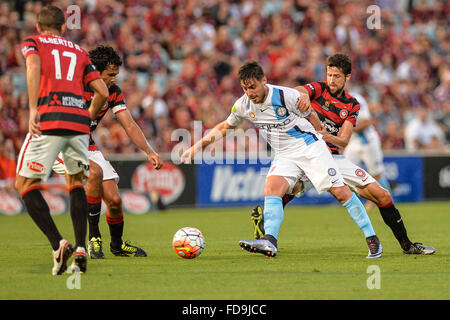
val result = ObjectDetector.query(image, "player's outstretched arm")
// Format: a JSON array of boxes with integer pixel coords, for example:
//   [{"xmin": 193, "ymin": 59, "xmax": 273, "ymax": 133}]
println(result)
[
  {"xmin": 181, "ymin": 120, "xmax": 236, "ymax": 163},
  {"xmin": 116, "ymin": 109, "xmax": 162, "ymax": 169},
  {"xmin": 88, "ymin": 78, "xmax": 109, "ymax": 119}
]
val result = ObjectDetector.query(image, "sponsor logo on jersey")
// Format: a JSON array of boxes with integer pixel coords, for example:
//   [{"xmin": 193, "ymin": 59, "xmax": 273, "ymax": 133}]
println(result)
[
  {"xmin": 49, "ymin": 94, "xmax": 62, "ymax": 106},
  {"xmin": 62, "ymin": 96, "xmax": 85, "ymax": 108},
  {"xmin": 27, "ymin": 161, "xmax": 45, "ymax": 173},
  {"xmin": 328, "ymin": 168, "xmax": 337, "ymax": 176},
  {"xmin": 254, "ymin": 118, "xmax": 292, "ymax": 130}
]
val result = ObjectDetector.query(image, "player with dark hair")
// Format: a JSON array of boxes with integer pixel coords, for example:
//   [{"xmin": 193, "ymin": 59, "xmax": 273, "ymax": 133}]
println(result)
[
  {"xmin": 53, "ymin": 45, "xmax": 163, "ymax": 258},
  {"xmin": 16, "ymin": 5, "xmax": 109, "ymax": 275},
  {"xmin": 251, "ymin": 53, "xmax": 435, "ymax": 255},
  {"xmin": 182, "ymin": 60, "xmax": 383, "ymax": 259}
]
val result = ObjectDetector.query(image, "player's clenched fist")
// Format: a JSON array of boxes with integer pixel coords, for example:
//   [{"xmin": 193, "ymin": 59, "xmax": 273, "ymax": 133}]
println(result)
[
  {"xmin": 148, "ymin": 151, "xmax": 163, "ymax": 170},
  {"xmin": 296, "ymin": 93, "xmax": 311, "ymax": 114}
]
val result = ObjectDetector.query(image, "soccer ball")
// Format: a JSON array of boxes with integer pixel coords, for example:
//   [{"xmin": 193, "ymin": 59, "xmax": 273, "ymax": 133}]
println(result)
[{"xmin": 172, "ymin": 227, "xmax": 205, "ymax": 259}]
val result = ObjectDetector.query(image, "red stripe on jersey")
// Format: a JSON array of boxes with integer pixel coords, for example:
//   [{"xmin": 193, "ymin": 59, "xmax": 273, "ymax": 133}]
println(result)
[
  {"xmin": 307, "ymin": 81, "xmax": 360, "ymax": 154},
  {"xmin": 303, "ymin": 82, "xmax": 324, "ymax": 100},
  {"xmin": 40, "ymin": 120, "xmax": 90, "ymax": 133},
  {"xmin": 38, "ymin": 105, "xmax": 90, "ymax": 117},
  {"xmin": 84, "ymin": 69, "xmax": 101, "ymax": 85}
]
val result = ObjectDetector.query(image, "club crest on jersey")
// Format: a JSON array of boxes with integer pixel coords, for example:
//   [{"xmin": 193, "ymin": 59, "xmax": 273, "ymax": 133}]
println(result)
[
  {"xmin": 249, "ymin": 111, "xmax": 256, "ymax": 118},
  {"xmin": 328, "ymin": 168, "xmax": 337, "ymax": 176},
  {"xmin": 276, "ymin": 106, "xmax": 287, "ymax": 117},
  {"xmin": 355, "ymin": 169, "xmax": 366, "ymax": 177},
  {"xmin": 339, "ymin": 109, "xmax": 348, "ymax": 119},
  {"xmin": 322, "ymin": 100, "xmax": 330, "ymax": 111}
]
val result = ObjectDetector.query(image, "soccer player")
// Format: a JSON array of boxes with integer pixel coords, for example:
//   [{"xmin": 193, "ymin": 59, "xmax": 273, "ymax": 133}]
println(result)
[
  {"xmin": 251, "ymin": 53, "xmax": 434, "ymax": 255},
  {"xmin": 15, "ymin": 6, "xmax": 109, "ymax": 275},
  {"xmin": 343, "ymin": 91, "xmax": 392, "ymax": 211},
  {"xmin": 53, "ymin": 45, "xmax": 163, "ymax": 258},
  {"xmin": 181, "ymin": 61, "xmax": 382, "ymax": 258}
]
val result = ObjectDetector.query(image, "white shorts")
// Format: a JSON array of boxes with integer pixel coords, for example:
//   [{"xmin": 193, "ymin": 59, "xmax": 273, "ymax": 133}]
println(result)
[
  {"xmin": 53, "ymin": 149, "xmax": 119, "ymax": 184},
  {"xmin": 267, "ymin": 139, "xmax": 345, "ymax": 194},
  {"xmin": 295, "ymin": 154, "xmax": 377, "ymax": 197},
  {"xmin": 17, "ymin": 133, "xmax": 89, "ymax": 182},
  {"xmin": 344, "ymin": 137, "xmax": 384, "ymax": 176}
]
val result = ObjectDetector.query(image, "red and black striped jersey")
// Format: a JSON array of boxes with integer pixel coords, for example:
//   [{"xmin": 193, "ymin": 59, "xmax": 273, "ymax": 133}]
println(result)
[
  {"xmin": 84, "ymin": 83, "xmax": 127, "ymax": 150},
  {"xmin": 21, "ymin": 34, "xmax": 101, "ymax": 134},
  {"xmin": 303, "ymin": 81, "xmax": 360, "ymax": 154}
]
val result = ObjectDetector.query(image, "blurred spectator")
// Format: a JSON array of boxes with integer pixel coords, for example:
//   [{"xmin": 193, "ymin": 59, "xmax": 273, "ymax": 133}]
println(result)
[
  {"xmin": 0, "ymin": 134, "xmax": 16, "ymax": 190},
  {"xmin": 404, "ymin": 108, "xmax": 446, "ymax": 151},
  {"xmin": 0, "ymin": 0, "xmax": 448, "ymax": 158},
  {"xmin": 382, "ymin": 120, "xmax": 405, "ymax": 151}
]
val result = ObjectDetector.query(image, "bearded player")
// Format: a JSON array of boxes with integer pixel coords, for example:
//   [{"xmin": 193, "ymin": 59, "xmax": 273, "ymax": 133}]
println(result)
[{"xmin": 251, "ymin": 53, "xmax": 434, "ymax": 255}]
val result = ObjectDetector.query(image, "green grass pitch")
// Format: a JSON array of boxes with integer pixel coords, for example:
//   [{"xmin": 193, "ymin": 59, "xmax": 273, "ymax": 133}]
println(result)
[{"xmin": 0, "ymin": 202, "xmax": 449, "ymax": 300}]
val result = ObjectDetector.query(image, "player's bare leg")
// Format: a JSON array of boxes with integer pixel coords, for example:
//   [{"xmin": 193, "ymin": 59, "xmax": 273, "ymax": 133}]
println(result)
[
  {"xmin": 103, "ymin": 179, "xmax": 146, "ymax": 257},
  {"xmin": 85, "ymin": 161, "xmax": 105, "ymax": 259},
  {"xmin": 363, "ymin": 173, "xmax": 382, "ymax": 211}
]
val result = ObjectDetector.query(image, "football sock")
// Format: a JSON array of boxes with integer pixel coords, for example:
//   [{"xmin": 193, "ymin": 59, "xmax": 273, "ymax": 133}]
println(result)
[
  {"xmin": 378, "ymin": 201, "xmax": 412, "ymax": 250},
  {"xmin": 87, "ymin": 195, "xmax": 102, "ymax": 239},
  {"xmin": 22, "ymin": 188, "xmax": 63, "ymax": 251},
  {"xmin": 262, "ymin": 196, "xmax": 284, "ymax": 240},
  {"xmin": 343, "ymin": 192, "xmax": 376, "ymax": 238},
  {"xmin": 107, "ymin": 214, "xmax": 124, "ymax": 249},
  {"xmin": 282, "ymin": 194, "xmax": 294, "ymax": 208},
  {"xmin": 69, "ymin": 186, "xmax": 88, "ymax": 249}
]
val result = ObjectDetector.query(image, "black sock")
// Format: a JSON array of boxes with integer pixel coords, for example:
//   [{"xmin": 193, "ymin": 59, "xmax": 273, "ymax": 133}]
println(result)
[
  {"xmin": 87, "ymin": 196, "xmax": 102, "ymax": 239},
  {"xmin": 282, "ymin": 194, "xmax": 294, "ymax": 208},
  {"xmin": 378, "ymin": 202, "xmax": 412, "ymax": 250},
  {"xmin": 22, "ymin": 188, "xmax": 62, "ymax": 251},
  {"xmin": 107, "ymin": 215, "xmax": 124, "ymax": 249},
  {"xmin": 69, "ymin": 186, "xmax": 88, "ymax": 249}
]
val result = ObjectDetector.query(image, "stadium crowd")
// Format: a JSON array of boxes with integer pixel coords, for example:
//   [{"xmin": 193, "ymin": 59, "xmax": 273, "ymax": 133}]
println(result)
[{"xmin": 0, "ymin": 0, "xmax": 449, "ymax": 185}]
